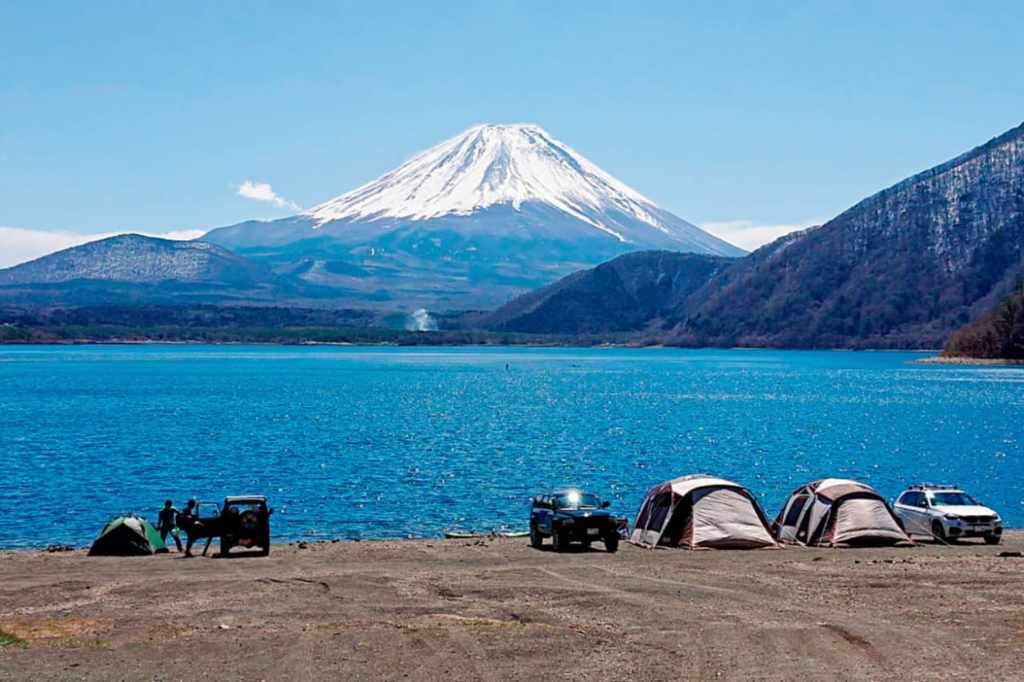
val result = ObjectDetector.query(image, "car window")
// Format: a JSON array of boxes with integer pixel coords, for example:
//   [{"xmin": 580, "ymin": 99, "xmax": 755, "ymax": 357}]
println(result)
[
  {"xmin": 899, "ymin": 492, "xmax": 919, "ymax": 506},
  {"xmin": 931, "ymin": 492, "xmax": 977, "ymax": 506},
  {"xmin": 227, "ymin": 502, "xmax": 262, "ymax": 513},
  {"xmin": 197, "ymin": 504, "xmax": 220, "ymax": 519},
  {"xmin": 554, "ymin": 492, "xmax": 600, "ymax": 509}
]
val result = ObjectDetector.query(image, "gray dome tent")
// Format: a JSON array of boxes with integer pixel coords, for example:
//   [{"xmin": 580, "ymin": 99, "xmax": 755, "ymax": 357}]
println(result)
[
  {"xmin": 631, "ymin": 475, "xmax": 778, "ymax": 549},
  {"xmin": 88, "ymin": 514, "xmax": 168, "ymax": 556},
  {"xmin": 773, "ymin": 478, "xmax": 911, "ymax": 547}
]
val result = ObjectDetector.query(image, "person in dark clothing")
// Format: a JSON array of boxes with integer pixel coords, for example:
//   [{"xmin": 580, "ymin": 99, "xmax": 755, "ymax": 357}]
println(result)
[
  {"xmin": 156, "ymin": 499, "xmax": 183, "ymax": 552},
  {"xmin": 178, "ymin": 499, "xmax": 201, "ymax": 558},
  {"xmin": 178, "ymin": 498, "xmax": 216, "ymax": 557}
]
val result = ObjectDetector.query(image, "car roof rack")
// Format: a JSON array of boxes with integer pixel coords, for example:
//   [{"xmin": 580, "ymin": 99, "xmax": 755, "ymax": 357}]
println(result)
[{"xmin": 907, "ymin": 483, "xmax": 960, "ymax": 491}]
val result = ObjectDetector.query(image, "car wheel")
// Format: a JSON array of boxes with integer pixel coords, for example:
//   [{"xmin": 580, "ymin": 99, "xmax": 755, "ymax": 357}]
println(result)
[
  {"xmin": 931, "ymin": 520, "xmax": 948, "ymax": 543},
  {"xmin": 605, "ymin": 534, "xmax": 619, "ymax": 553},
  {"xmin": 552, "ymin": 529, "xmax": 568, "ymax": 552},
  {"xmin": 530, "ymin": 525, "xmax": 543, "ymax": 549},
  {"xmin": 984, "ymin": 533, "xmax": 1001, "ymax": 545}
]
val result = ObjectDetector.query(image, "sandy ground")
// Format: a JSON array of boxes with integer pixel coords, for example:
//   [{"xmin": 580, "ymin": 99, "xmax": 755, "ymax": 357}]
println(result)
[{"xmin": 1, "ymin": 534, "xmax": 1023, "ymax": 681}]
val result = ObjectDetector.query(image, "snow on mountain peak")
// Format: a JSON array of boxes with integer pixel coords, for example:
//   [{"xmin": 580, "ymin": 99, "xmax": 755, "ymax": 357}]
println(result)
[{"xmin": 306, "ymin": 123, "xmax": 677, "ymax": 242}]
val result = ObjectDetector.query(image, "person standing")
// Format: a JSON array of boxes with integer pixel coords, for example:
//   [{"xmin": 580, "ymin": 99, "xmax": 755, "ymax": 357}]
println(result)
[
  {"xmin": 178, "ymin": 498, "xmax": 216, "ymax": 557},
  {"xmin": 178, "ymin": 499, "xmax": 200, "ymax": 557},
  {"xmin": 156, "ymin": 499, "xmax": 183, "ymax": 552}
]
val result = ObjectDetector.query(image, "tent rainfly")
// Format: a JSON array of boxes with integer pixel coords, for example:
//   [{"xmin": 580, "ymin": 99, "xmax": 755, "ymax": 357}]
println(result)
[
  {"xmin": 773, "ymin": 478, "xmax": 911, "ymax": 547},
  {"xmin": 631, "ymin": 475, "xmax": 778, "ymax": 549},
  {"xmin": 88, "ymin": 514, "xmax": 168, "ymax": 556}
]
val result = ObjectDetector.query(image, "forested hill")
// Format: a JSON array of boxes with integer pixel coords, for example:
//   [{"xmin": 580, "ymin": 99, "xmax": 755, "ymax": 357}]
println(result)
[
  {"xmin": 671, "ymin": 121, "xmax": 1024, "ymax": 349},
  {"xmin": 481, "ymin": 251, "xmax": 733, "ymax": 335},
  {"xmin": 942, "ymin": 287, "xmax": 1024, "ymax": 359}
]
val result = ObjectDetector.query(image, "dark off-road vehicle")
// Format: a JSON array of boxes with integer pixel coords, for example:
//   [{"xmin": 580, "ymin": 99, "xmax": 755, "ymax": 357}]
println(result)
[
  {"xmin": 219, "ymin": 496, "xmax": 273, "ymax": 557},
  {"xmin": 530, "ymin": 489, "xmax": 622, "ymax": 552}
]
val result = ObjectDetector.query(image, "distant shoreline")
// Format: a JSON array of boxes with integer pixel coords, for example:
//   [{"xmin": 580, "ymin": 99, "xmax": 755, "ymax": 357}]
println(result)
[
  {"xmin": 916, "ymin": 356, "xmax": 1024, "ymax": 366},
  {"xmin": 0, "ymin": 337, "xmax": 944, "ymax": 353}
]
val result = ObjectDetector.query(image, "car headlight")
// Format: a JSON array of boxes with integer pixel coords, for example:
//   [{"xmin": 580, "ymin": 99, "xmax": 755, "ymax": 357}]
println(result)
[
  {"xmin": 944, "ymin": 514, "xmax": 960, "ymax": 521},
  {"xmin": 560, "ymin": 518, "xmax": 574, "ymax": 526}
]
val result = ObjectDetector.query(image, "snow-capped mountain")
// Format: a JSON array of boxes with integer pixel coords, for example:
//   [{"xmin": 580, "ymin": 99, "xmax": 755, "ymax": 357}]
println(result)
[
  {"xmin": 305, "ymin": 124, "xmax": 737, "ymax": 253},
  {"xmin": 204, "ymin": 124, "xmax": 742, "ymax": 308}
]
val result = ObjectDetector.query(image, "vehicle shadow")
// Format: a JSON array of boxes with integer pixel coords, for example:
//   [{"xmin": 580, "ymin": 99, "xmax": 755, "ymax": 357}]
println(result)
[
  {"xmin": 530, "ymin": 543, "xmax": 617, "ymax": 554},
  {"xmin": 914, "ymin": 537, "xmax": 993, "ymax": 547},
  {"xmin": 210, "ymin": 550, "xmax": 270, "ymax": 559}
]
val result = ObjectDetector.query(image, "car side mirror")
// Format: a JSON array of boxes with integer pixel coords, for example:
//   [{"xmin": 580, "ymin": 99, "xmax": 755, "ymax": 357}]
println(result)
[
  {"xmin": 268, "ymin": 508, "xmax": 274, "ymax": 515},
  {"xmin": 601, "ymin": 501, "xmax": 610, "ymax": 509}
]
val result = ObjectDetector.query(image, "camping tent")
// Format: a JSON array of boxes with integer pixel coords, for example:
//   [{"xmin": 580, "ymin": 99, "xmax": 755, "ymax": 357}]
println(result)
[
  {"xmin": 630, "ymin": 475, "xmax": 778, "ymax": 549},
  {"xmin": 88, "ymin": 514, "xmax": 168, "ymax": 556},
  {"xmin": 773, "ymin": 478, "xmax": 911, "ymax": 547}
]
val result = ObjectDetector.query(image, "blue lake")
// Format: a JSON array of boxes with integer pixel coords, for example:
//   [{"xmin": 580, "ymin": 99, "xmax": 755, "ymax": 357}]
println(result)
[{"xmin": 1, "ymin": 345, "xmax": 1022, "ymax": 548}]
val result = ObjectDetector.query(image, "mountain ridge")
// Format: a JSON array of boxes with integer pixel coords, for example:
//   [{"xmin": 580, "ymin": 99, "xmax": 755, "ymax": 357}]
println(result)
[
  {"xmin": 481, "ymin": 251, "xmax": 733, "ymax": 335},
  {"xmin": 0, "ymin": 234, "xmax": 268, "ymax": 285},
  {"xmin": 0, "ymin": 234, "xmax": 327, "ymax": 307},
  {"xmin": 668, "ymin": 120, "xmax": 1024, "ymax": 348}
]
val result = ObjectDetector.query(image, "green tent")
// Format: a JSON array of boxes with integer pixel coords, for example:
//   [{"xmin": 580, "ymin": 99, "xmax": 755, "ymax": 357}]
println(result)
[{"xmin": 88, "ymin": 514, "xmax": 168, "ymax": 556}]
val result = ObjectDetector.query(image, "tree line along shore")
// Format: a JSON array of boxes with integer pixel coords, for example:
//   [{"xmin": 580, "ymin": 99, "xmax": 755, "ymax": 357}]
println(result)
[{"xmin": 1, "ymin": 290, "xmax": 1021, "ymax": 358}]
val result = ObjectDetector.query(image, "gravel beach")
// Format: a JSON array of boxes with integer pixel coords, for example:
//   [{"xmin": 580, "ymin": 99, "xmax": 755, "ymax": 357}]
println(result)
[{"xmin": 2, "ymin": 533, "xmax": 1022, "ymax": 680}]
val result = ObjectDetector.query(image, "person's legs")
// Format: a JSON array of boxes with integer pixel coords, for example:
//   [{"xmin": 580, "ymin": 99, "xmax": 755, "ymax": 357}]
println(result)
[
  {"xmin": 159, "ymin": 527, "xmax": 180, "ymax": 552},
  {"xmin": 202, "ymin": 535, "xmax": 213, "ymax": 557},
  {"xmin": 170, "ymin": 528, "xmax": 183, "ymax": 552},
  {"xmin": 184, "ymin": 534, "xmax": 196, "ymax": 557}
]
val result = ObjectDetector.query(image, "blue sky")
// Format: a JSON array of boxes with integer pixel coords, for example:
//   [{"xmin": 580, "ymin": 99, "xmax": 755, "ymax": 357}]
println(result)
[{"xmin": 2, "ymin": 1, "xmax": 1023, "ymax": 264}]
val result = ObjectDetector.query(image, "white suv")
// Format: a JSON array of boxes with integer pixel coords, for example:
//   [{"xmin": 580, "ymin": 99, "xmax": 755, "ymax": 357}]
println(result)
[{"xmin": 893, "ymin": 485, "xmax": 1002, "ymax": 544}]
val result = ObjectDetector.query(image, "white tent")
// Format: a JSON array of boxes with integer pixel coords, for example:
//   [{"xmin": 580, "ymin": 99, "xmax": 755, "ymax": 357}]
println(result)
[
  {"xmin": 631, "ymin": 475, "xmax": 778, "ymax": 549},
  {"xmin": 773, "ymin": 478, "xmax": 911, "ymax": 547}
]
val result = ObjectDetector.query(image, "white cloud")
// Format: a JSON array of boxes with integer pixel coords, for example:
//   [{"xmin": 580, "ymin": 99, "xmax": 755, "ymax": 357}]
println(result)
[
  {"xmin": 0, "ymin": 226, "xmax": 206, "ymax": 268},
  {"xmin": 701, "ymin": 219, "xmax": 821, "ymax": 251},
  {"xmin": 236, "ymin": 180, "xmax": 302, "ymax": 211}
]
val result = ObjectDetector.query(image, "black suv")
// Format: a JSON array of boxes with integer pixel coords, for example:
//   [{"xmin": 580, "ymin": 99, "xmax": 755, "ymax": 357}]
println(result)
[
  {"xmin": 529, "ymin": 489, "xmax": 621, "ymax": 552},
  {"xmin": 219, "ymin": 496, "xmax": 273, "ymax": 556}
]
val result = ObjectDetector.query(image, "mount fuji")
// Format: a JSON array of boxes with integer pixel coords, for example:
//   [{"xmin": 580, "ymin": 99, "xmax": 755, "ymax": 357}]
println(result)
[{"xmin": 204, "ymin": 124, "xmax": 743, "ymax": 308}]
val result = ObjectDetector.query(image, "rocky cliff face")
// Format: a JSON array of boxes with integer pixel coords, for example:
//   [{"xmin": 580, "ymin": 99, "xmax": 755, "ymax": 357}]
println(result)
[{"xmin": 673, "ymin": 122, "xmax": 1024, "ymax": 348}]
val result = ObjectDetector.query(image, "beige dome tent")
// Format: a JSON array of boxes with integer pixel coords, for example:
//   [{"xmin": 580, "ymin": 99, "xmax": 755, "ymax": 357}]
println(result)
[
  {"xmin": 630, "ymin": 475, "xmax": 778, "ymax": 549},
  {"xmin": 773, "ymin": 478, "xmax": 911, "ymax": 547}
]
